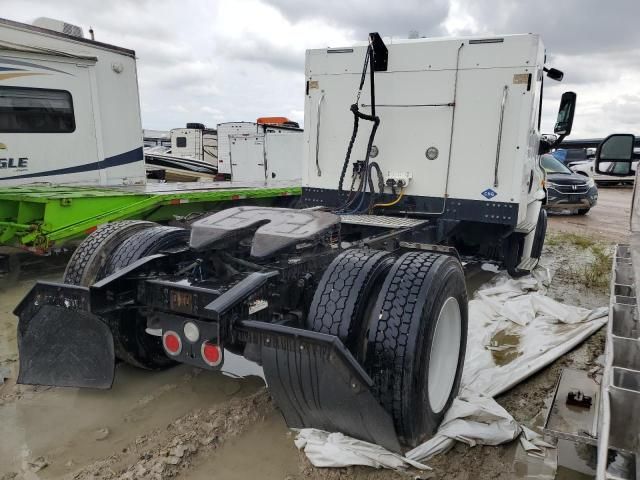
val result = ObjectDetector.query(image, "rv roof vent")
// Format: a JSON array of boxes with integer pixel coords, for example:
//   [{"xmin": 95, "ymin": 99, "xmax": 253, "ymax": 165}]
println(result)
[
  {"xmin": 186, "ymin": 122, "xmax": 205, "ymax": 130},
  {"xmin": 33, "ymin": 17, "xmax": 85, "ymax": 38}
]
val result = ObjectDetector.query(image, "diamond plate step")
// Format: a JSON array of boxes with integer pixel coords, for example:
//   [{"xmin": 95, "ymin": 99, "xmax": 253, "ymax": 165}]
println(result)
[
  {"xmin": 517, "ymin": 256, "xmax": 538, "ymax": 272},
  {"xmin": 514, "ymin": 220, "xmax": 537, "ymax": 234},
  {"xmin": 339, "ymin": 214, "xmax": 428, "ymax": 229}
]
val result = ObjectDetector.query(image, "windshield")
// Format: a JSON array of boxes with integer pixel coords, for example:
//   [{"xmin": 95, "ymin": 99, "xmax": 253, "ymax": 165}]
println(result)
[{"xmin": 541, "ymin": 154, "xmax": 572, "ymax": 174}]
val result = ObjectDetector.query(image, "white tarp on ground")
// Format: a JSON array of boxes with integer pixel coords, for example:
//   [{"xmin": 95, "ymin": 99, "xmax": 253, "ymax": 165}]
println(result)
[
  {"xmin": 294, "ymin": 430, "xmax": 429, "ymax": 470},
  {"xmin": 296, "ymin": 269, "xmax": 608, "ymax": 469}
]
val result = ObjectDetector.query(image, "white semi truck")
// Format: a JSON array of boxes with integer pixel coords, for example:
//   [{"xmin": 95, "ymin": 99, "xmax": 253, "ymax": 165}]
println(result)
[
  {"xmin": 303, "ymin": 32, "xmax": 574, "ymax": 275},
  {"xmin": 16, "ymin": 32, "xmax": 576, "ymax": 452}
]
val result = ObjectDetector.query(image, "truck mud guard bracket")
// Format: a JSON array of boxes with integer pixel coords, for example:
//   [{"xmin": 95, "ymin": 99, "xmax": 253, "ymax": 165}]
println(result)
[{"xmin": 239, "ymin": 320, "xmax": 401, "ymax": 452}]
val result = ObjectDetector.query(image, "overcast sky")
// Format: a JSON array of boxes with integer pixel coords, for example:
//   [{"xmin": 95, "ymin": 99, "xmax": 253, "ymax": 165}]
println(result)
[{"xmin": 3, "ymin": 0, "xmax": 639, "ymax": 138}]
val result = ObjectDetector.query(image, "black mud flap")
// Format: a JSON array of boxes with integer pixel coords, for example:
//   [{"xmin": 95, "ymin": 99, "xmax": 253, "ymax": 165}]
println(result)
[
  {"xmin": 15, "ymin": 281, "xmax": 115, "ymax": 389},
  {"xmin": 241, "ymin": 320, "xmax": 401, "ymax": 452}
]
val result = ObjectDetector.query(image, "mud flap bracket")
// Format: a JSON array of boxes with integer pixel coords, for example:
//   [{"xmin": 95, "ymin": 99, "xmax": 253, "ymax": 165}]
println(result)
[{"xmin": 240, "ymin": 320, "xmax": 401, "ymax": 452}]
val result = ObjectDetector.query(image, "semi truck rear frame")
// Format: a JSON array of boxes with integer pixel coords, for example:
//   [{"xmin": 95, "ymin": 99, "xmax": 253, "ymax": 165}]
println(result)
[{"xmin": 15, "ymin": 32, "xmax": 577, "ymax": 450}]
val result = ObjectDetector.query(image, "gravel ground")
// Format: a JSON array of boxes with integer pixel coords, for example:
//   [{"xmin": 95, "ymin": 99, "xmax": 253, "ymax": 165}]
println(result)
[{"xmin": 0, "ymin": 190, "xmax": 622, "ymax": 480}]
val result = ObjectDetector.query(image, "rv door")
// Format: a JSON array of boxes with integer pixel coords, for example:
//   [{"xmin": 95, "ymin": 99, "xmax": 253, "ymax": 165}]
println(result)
[
  {"xmin": 0, "ymin": 55, "xmax": 101, "ymax": 186},
  {"xmin": 265, "ymin": 131, "xmax": 303, "ymax": 182},
  {"xmin": 229, "ymin": 134, "xmax": 266, "ymax": 182}
]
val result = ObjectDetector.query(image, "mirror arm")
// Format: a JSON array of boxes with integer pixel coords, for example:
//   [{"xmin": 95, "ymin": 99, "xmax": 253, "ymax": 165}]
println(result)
[{"xmin": 551, "ymin": 133, "xmax": 567, "ymax": 149}]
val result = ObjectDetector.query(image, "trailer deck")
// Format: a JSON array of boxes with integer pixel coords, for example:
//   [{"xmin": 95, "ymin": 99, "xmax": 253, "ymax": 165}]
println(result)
[{"xmin": 0, "ymin": 181, "xmax": 301, "ymax": 253}]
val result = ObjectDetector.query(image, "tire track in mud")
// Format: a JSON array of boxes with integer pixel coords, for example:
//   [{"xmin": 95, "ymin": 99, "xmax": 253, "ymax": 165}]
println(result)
[{"xmin": 72, "ymin": 388, "xmax": 275, "ymax": 479}]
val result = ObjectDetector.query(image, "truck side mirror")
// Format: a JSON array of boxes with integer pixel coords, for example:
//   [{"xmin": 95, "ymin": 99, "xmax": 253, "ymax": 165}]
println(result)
[
  {"xmin": 554, "ymin": 92, "xmax": 576, "ymax": 136},
  {"xmin": 545, "ymin": 67, "xmax": 564, "ymax": 81},
  {"xmin": 595, "ymin": 134, "xmax": 636, "ymax": 176}
]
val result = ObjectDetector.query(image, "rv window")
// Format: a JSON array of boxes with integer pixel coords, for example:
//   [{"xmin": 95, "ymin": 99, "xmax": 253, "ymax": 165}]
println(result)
[
  {"xmin": 0, "ymin": 87, "xmax": 75, "ymax": 133},
  {"xmin": 176, "ymin": 137, "xmax": 187, "ymax": 148}
]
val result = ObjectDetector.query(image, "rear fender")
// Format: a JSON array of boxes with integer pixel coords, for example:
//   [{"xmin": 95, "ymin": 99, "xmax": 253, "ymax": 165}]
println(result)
[
  {"xmin": 15, "ymin": 281, "xmax": 115, "ymax": 389},
  {"xmin": 240, "ymin": 320, "xmax": 401, "ymax": 452}
]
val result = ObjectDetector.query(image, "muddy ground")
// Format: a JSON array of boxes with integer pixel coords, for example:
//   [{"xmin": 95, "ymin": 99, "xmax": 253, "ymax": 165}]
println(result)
[{"xmin": 0, "ymin": 186, "xmax": 630, "ymax": 480}]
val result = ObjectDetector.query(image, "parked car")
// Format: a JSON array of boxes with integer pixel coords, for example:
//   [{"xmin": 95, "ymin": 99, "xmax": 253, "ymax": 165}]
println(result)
[
  {"xmin": 542, "ymin": 154, "xmax": 598, "ymax": 215},
  {"xmin": 571, "ymin": 158, "xmax": 637, "ymax": 185}
]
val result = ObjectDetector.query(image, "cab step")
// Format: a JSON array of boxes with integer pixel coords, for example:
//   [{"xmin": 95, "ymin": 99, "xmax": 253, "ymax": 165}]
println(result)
[
  {"xmin": 517, "ymin": 256, "xmax": 538, "ymax": 272},
  {"xmin": 514, "ymin": 220, "xmax": 537, "ymax": 234},
  {"xmin": 340, "ymin": 214, "xmax": 428, "ymax": 229}
]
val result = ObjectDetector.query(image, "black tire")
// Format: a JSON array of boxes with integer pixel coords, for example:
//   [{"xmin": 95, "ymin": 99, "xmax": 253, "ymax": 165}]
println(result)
[
  {"xmin": 531, "ymin": 208, "xmax": 547, "ymax": 259},
  {"xmin": 104, "ymin": 225, "xmax": 190, "ymax": 275},
  {"xmin": 63, "ymin": 220, "xmax": 155, "ymax": 286},
  {"xmin": 503, "ymin": 233, "xmax": 528, "ymax": 278},
  {"xmin": 307, "ymin": 249, "xmax": 395, "ymax": 356},
  {"xmin": 364, "ymin": 252, "xmax": 468, "ymax": 447},
  {"xmin": 577, "ymin": 208, "xmax": 590, "ymax": 215},
  {"xmin": 103, "ymin": 226, "xmax": 190, "ymax": 369}
]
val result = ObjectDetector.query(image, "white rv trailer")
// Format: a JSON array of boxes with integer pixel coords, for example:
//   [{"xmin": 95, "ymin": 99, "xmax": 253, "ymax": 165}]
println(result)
[
  {"xmin": 217, "ymin": 121, "xmax": 301, "ymax": 178},
  {"xmin": 229, "ymin": 129, "xmax": 303, "ymax": 182},
  {"xmin": 0, "ymin": 17, "xmax": 145, "ymax": 186},
  {"xmin": 170, "ymin": 124, "xmax": 218, "ymax": 164},
  {"xmin": 216, "ymin": 122, "xmax": 260, "ymax": 177}
]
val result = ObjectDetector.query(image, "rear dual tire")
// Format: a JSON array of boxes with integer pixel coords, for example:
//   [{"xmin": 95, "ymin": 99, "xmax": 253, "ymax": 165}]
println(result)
[
  {"xmin": 307, "ymin": 249, "xmax": 468, "ymax": 447},
  {"xmin": 64, "ymin": 222, "xmax": 189, "ymax": 370},
  {"xmin": 365, "ymin": 251, "xmax": 467, "ymax": 446},
  {"xmin": 64, "ymin": 220, "xmax": 155, "ymax": 286},
  {"xmin": 103, "ymin": 226, "xmax": 190, "ymax": 369}
]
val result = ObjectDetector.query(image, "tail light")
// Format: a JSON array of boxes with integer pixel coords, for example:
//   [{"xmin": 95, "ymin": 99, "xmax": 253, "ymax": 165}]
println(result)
[
  {"xmin": 163, "ymin": 331, "xmax": 182, "ymax": 355},
  {"xmin": 201, "ymin": 341, "xmax": 222, "ymax": 367}
]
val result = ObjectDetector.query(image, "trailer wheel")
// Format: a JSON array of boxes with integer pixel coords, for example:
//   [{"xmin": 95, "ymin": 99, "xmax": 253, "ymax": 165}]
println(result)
[
  {"xmin": 531, "ymin": 208, "xmax": 547, "ymax": 259},
  {"xmin": 364, "ymin": 251, "xmax": 468, "ymax": 446},
  {"xmin": 63, "ymin": 220, "xmax": 156, "ymax": 286},
  {"xmin": 307, "ymin": 249, "xmax": 395, "ymax": 355},
  {"xmin": 103, "ymin": 226, "xmax": 191, "ymax": 370}
]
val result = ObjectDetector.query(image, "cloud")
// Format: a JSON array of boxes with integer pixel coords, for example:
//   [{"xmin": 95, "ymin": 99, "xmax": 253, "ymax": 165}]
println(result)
[
  {"xmin": 451, "ymin": 0, "xmax": 640, "ymax": 55},
  {"xmin": 262, "ymin": 0, "xmax": 450, "ymax": 39},
  {"xmin": 2, "ymin": 0, "xmax": 639, "ymax": 138}
]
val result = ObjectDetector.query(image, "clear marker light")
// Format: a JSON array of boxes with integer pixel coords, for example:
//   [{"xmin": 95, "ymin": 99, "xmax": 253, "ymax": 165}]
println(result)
[{"xmin": 183, "ymin": 322, "xmax": 200, "ymax": 343}]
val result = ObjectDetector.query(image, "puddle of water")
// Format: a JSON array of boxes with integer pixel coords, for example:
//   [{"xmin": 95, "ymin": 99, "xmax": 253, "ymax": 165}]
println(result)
[
  {"xmin": 464, "ymin": 263, "xmax": 498, "ymax": 296},
  {"xmin": 513, "ymin": 441, "xmax": 557, "ymax": 480},
  {"xmin": 488, "ymin": 329, "xmax": 523, "ymax": 366},
  {"xmin": 185, "ymin": 411, "xmax": 299, "ymax": 480},
  {"xmin": 0, "ymin": 364, "xmax": 265, "ymax": 478},
  {"xmin": 555, "ymin": 439, "xmax": 596, "ymax": 479}
]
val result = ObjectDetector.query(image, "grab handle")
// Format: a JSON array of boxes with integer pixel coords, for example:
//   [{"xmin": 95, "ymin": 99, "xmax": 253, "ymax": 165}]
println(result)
[
  {"xmin": 494, "ymin": 85, "xmax": 509, "ymax": 188},
  {"xmin": 315, "ymin": 93, "xmax": 325, "ymax": 176}
]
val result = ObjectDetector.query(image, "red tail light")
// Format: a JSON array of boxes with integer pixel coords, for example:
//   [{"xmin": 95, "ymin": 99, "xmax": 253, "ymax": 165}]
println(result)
[
  {"xmin": 201, "ymin": 341, "xmax": 222, "ymax": 366},
  {"xmin": 163, "ymin": 331, "xmax": 182, "ymax": 355}
]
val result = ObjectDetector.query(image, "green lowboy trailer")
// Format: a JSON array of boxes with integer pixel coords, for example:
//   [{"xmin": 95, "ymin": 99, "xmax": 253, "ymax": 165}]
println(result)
[{"xmin": 0, "ymin": 181, "xmax": 300, "ymax": 278}]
